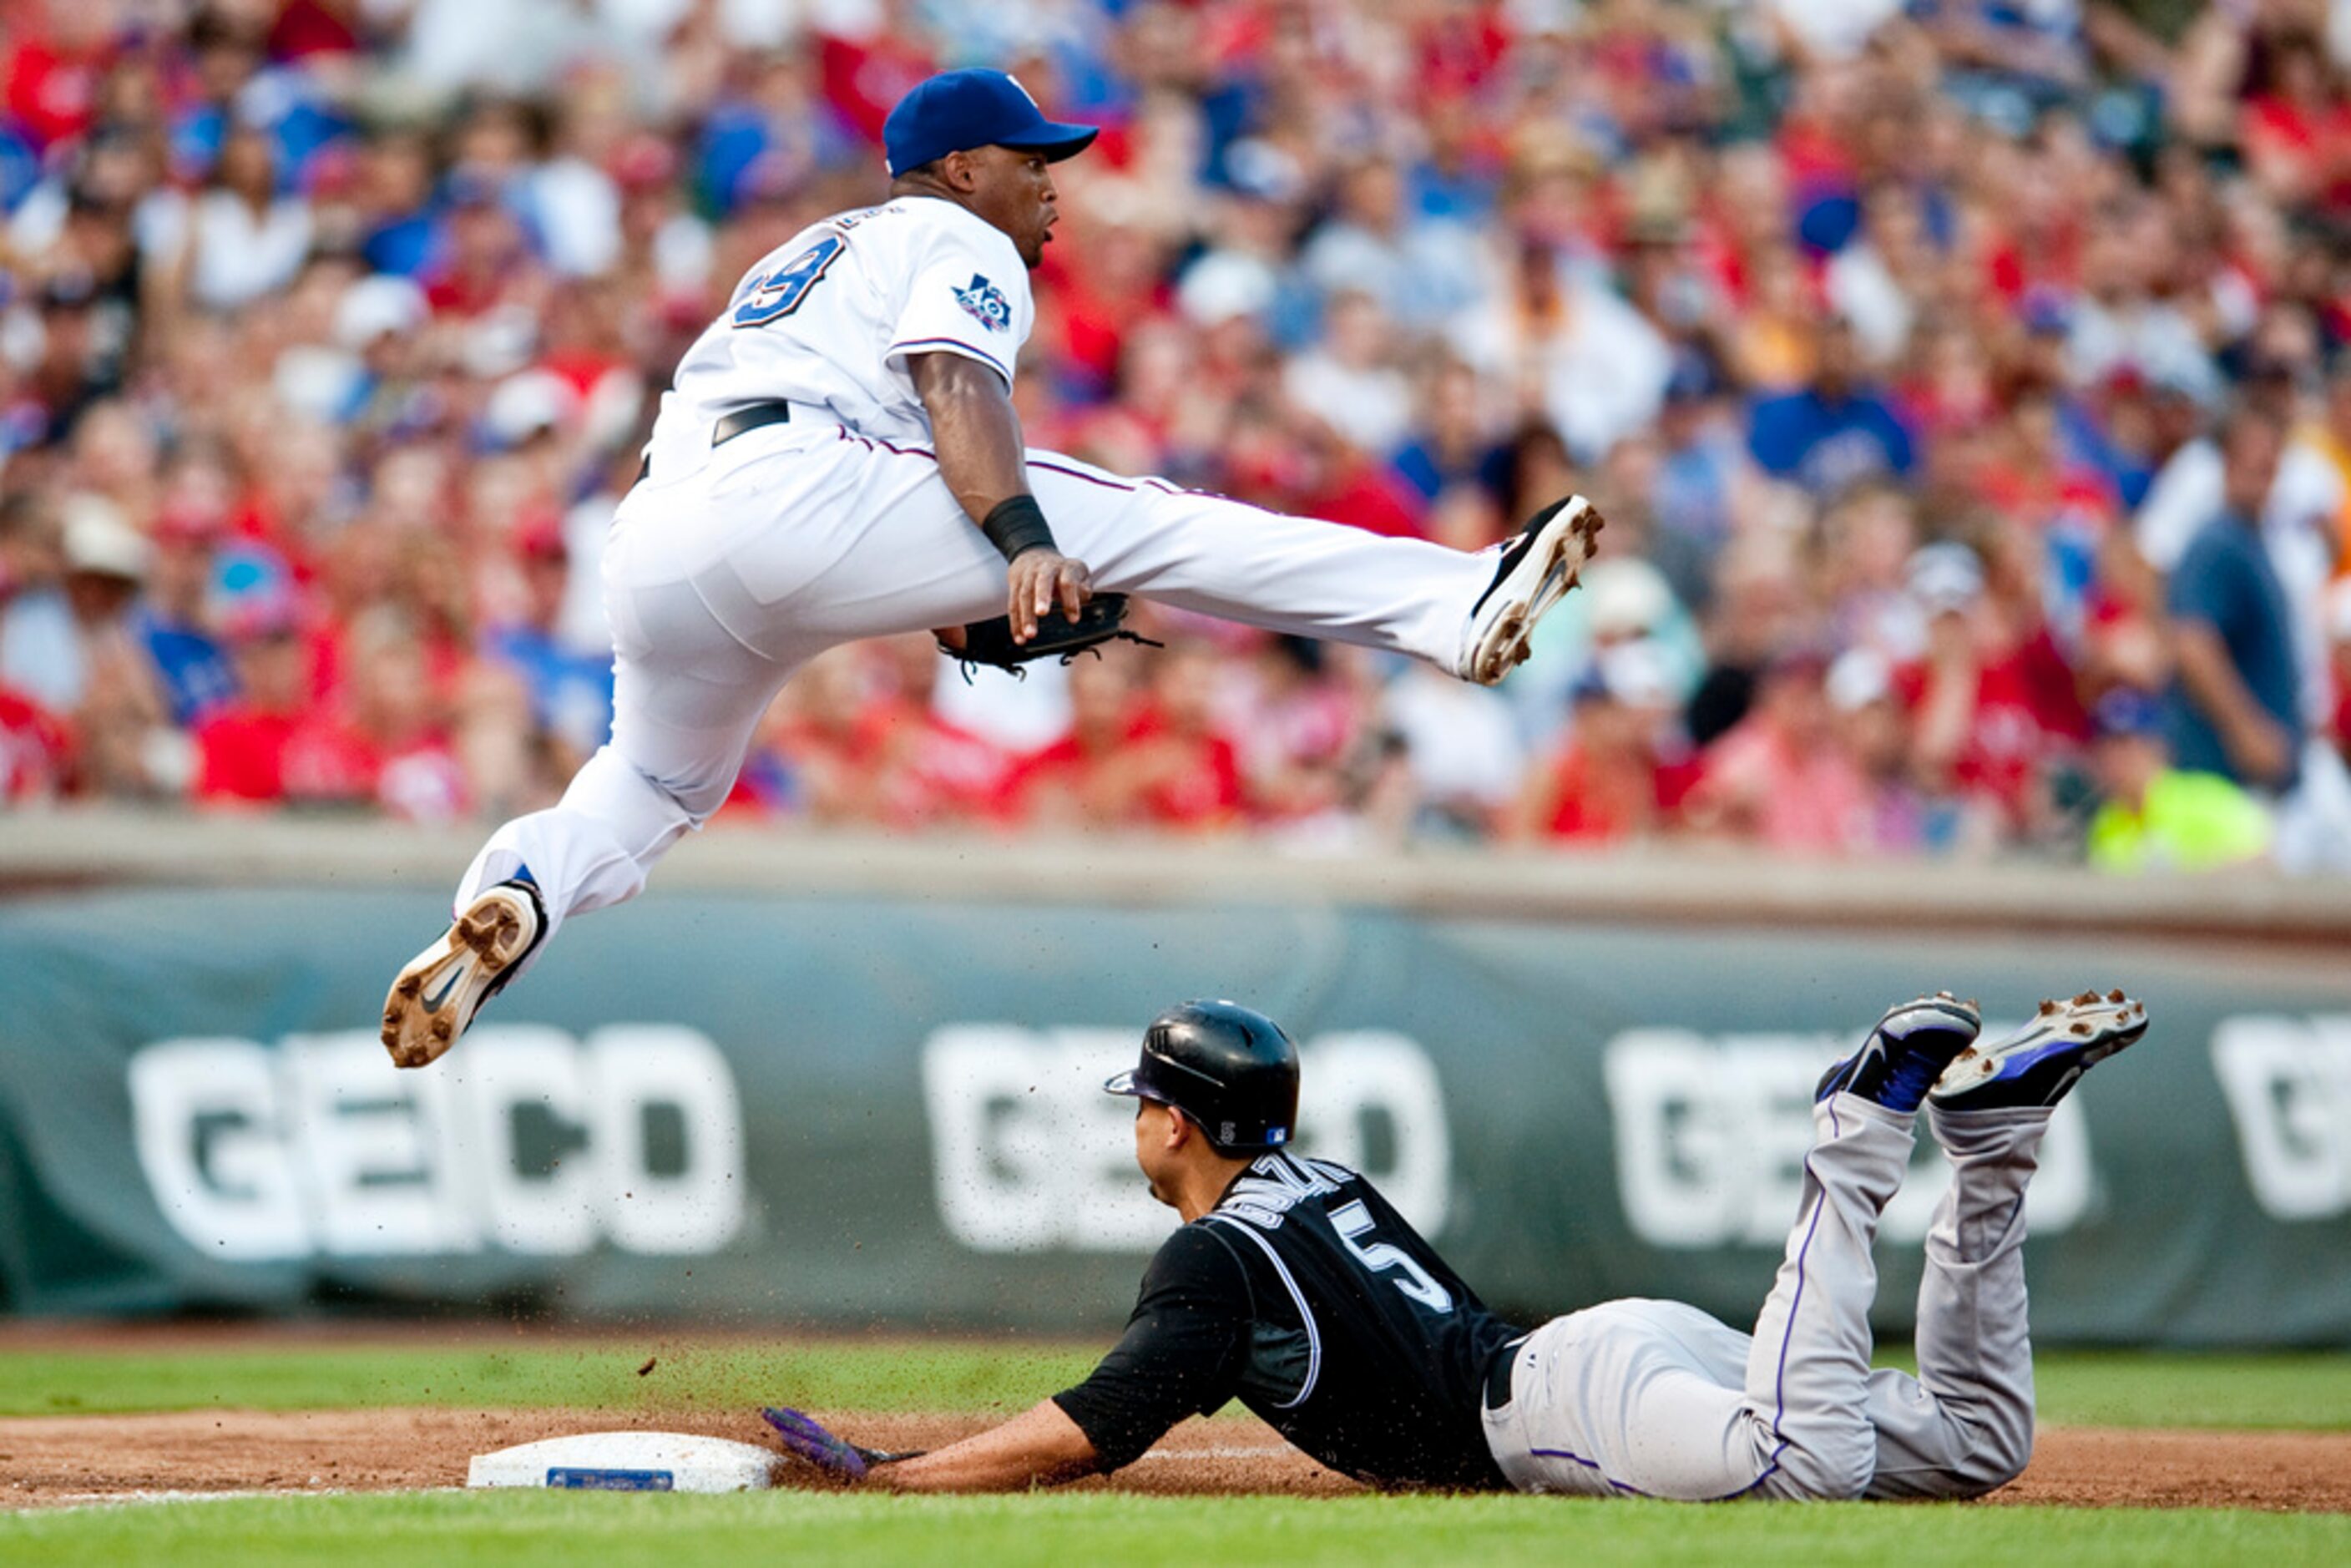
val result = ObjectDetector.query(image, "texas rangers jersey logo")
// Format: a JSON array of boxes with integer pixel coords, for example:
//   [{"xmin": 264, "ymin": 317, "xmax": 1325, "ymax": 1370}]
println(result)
[{"xmin": 953, "ymin": 274, "xmax": 1013, "ymax": 333}]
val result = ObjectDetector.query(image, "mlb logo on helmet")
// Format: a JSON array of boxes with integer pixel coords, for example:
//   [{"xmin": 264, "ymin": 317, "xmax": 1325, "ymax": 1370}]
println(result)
[{"xmin": 1267, "ymin": 1126, "xmax": 1289, "ymax": 1146}]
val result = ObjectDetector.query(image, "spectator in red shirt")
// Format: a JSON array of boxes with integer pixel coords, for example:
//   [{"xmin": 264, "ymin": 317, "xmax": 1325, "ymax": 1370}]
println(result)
[
  {"xmin": 422, "ymin": 170, "xmax": 544, "ymax": 321},
  {"xmin": 193, "ymin": 609, "xmax": 309, "ymax": 807},
  {"xmin": 341, "ymin": 615, "xmax": 469, "ymax": 822},
  {"xmin": 0, "ymin": 683, "xmax": 75, "ymax": 800},
  {"xmin": 1903, "ymin": 539, "xmax": 2086, "ymax": 845},
  {"xmin": 863, "ymin": 634, "xmax": 1017, "ymax": 830},
  {"xmin": 3, "ymin": 0, "xmax": 110, "ymax": 149},
  {"xmin": 1828, "ymin": 647, "xmax": 1931, "ymax": 854},
  {"xmin": 1686, "ymin": 647, "xmax": 1877, "ymax": 854},
  {"xmin": 1114, "ymin": 640, "xmax": 1247, "ymax": 832},
  {"xmin": 1973, "ymin": 386, "xmax": 2118, "ymax": 531},
  {"xmin": 1011, "ymin": 648, "xmax": 1145, "ymax": 832},
  {"xmin": 1226, "ymin": 635, "xmax": 1372, "ymax": 827},
  {"xmin": 2242, "ymin": 32, "xmax": 2351, "ymax": 215},
  {"xmin": 1509, "ymin": 640, "xmax": 1694, "ymax": 847},
  {"xmin": 1039, "ymin": 207, "xmax": 1172, "ymax": 402},
  {"xmin": 741, "ymin": 645, "xmax": 886, "ymax": 825},
  {"xmin": 1019, "ymin": 641, "xmax": 1244, "ymax": 833},
  {"xmin": 196, "ymin": 579, "xmax": 463, "ymax": 818}
]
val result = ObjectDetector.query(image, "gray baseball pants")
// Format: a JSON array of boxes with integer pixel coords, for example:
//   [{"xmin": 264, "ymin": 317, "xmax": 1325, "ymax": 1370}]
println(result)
[{"xmin": 1481, "ymin": 1095, "xmax": 2044, "ymax": 1500}]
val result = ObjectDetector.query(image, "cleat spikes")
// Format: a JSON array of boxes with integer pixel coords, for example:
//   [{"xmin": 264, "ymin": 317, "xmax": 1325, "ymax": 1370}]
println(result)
[
  {"xmin": 1933, "ymin": 990, "xmax": 2148, "ymax": 1111},
  {"xmin": 381, "ymin": 882, "xmax": 544, "ymax": 1070},
  {"xmin": 1463, "ymin": 495, "xmax": 1602, "ymax": 685}
]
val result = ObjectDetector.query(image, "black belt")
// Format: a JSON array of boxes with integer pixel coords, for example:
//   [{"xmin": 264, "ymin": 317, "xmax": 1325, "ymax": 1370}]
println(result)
[
  {"xmin": 637, "ymin": 401, "xmax": 796, "ymax": 481},
  {"xmin": 1484, "ymin": 1336, "xmax": 1526, "ymax": 1412}
]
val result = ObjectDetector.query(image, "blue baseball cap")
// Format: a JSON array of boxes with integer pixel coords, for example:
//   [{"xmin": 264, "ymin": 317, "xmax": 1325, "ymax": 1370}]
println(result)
[{"xmin": 882, "ymin": 68, "xmax": 1098, "ymax": 178}]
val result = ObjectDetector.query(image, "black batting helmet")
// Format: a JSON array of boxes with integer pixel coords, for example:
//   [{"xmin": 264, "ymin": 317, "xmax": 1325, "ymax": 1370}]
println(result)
[{"xmin": 1105, "ymin": 999, "xmax": 1300, "ymax": 1154}]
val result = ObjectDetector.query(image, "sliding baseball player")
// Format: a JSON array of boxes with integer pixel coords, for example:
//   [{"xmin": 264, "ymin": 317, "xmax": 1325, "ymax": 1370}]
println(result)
[{"xmin": 761, "ymin": 990, "xmax": 2147, "ymax": 1500}]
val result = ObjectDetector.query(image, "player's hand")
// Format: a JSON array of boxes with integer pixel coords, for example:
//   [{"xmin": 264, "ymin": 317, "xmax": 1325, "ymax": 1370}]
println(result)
[
  {"xmin": 761, "ymin": 1407, "xmax": 925, "ymax": 1486},
  {"xmin": 1007, "ymin": 548, "xmax": 1093, "ymax": 644},
  {"xmin": 763, "ymin": 1407, "xmax": 868, "ymax": 1485}
]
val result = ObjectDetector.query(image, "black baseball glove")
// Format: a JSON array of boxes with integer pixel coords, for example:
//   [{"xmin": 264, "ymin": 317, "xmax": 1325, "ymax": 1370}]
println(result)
[{"xmin": 938, "ymin": 591, "xmax": 1161, "ymax": 680}]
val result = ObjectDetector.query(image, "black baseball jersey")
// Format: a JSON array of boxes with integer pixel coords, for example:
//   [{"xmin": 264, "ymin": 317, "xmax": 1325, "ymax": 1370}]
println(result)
[{"xmin": 1052, "ymin": 1152, "xmax": 1521, "ymax": 1491}]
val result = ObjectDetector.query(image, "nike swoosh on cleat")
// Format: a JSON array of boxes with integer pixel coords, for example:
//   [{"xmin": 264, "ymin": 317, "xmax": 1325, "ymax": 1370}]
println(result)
[{"xmin": 418, "ymin": 966, "xmax": 466, "ymax": 1014}]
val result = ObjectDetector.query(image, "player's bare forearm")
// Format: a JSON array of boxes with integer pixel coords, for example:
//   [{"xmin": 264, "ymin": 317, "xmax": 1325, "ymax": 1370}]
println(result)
[
  {"xmin": 911, "ymin": 351, "xmax": 1030, "ymax": 523},
  {"xmin": 870, "ymin": 1399, "xmax": 1101, "ymax": 1493},
  {"xmin": 910, "ymin": 349, "xmax": 1091, "ymax": 638}
]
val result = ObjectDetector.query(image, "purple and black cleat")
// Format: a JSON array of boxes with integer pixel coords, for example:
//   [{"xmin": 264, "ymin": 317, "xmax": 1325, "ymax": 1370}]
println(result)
[
  {"xmin": 1816, "ymin": 992, "xmax": 1984, "ymax": 1115},
  {"xmin": 1930, "ymin": 990, "xmax": 2149, "ymax": 1112}
]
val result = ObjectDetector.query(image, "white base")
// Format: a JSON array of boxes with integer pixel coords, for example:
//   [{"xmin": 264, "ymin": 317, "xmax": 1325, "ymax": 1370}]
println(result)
[{"xmin": 466, "ymin": 1431, "xmax": 781, "ymax": 1493}]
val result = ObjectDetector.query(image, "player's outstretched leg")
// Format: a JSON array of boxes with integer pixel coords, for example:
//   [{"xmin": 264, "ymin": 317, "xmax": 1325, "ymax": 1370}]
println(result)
[
  {"xmin": 1863, "ymin": 990, "xmax": 2148, "ymax": 1500},
  {"xmin": 1729, "ymin": 994, "xmax": 1984, "ymax": 1500},
  {"xmin": 382, "ymin": 571, "xmax": 804, "ymax": 1069},
  {"xmin": 380, "ymin": 738, "xmax": 706, "ymax": 1069},
  {"xmin": 1017, "ymin": 449, "xmax": 1603, "ymax": 685},
  {"xmin": 1486, "ymin": 995, "xmax": 1980, "ymax": 1501}
]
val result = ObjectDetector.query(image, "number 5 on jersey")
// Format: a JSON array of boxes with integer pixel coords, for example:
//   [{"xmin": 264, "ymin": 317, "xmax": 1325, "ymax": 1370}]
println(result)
[
  {"xmin": 733, "ymin": 235, "xmax": 845, "ymax": 328},
  {"xmin": 1331, "ymin": 1200, "xmax": 1454, "ymax": 1313}
]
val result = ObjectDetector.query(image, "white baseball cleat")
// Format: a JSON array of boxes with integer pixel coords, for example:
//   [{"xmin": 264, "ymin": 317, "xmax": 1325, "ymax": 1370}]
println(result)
[
  {"xmin": 1929, "ymin": 989, "xmax": 2149, "ymax": 1112},
  {"xmin": 381, "ymin": 881, "xmax": 544, "ymax": 1070},
  {"xmin": 1459, "ymin": 494, "xmax": 1605, "ymax": 685}
]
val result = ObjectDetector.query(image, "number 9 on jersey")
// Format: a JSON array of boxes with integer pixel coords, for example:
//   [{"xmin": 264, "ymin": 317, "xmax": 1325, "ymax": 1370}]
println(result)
[{"xmin": 732, "ymin": 235, "xmax": 846, "ymax": 328}]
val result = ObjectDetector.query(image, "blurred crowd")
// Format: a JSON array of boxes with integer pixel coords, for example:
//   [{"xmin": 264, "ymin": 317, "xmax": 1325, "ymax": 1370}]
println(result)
[{"xmin": 6, "ymin": 0, "xmax": 2351, "ymax": 872}]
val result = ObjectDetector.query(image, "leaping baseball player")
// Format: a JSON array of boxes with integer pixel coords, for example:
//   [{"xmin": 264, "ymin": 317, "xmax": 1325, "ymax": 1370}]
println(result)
[
  {"xmin": 759, "ymin": 990, "xmax": 2148, "ymax": 1499},
  {"xmin": 382, "ymin": 68, "xmax": 1602, "ymax": 1069}
]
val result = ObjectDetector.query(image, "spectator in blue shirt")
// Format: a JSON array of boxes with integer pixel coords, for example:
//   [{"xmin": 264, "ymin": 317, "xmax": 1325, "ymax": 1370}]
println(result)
[
  {"xmin": 483, "ymin": 520, "xmax": 614, "ymax": 772},
  {"xmin": 134, "ymin": 521, "xmax": 237, "ymax": 726},
  {"xmin": 1747, "ymin": 317, "xmax": 1914, "ymax": 497},
  {"xmin": 1652, "ymin": 350, "xmax": 1747, "ymax": 563},
  {"xmin": 2165, "ymin": 408, "xmax": 2303, "ymax": 792},
  {"xmin": 697, "ymin": 53, "xmax": 861, "ymax": 219}
]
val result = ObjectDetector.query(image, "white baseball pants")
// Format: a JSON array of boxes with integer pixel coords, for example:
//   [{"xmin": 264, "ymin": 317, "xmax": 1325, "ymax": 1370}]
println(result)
[
  {"xmin": 454, "ymin": 419, "xmax": 1495, "ymax": 941},
  {"xmin": 1481, "ymin": 1097, "xmax": 2044, "ymax": 1501}
]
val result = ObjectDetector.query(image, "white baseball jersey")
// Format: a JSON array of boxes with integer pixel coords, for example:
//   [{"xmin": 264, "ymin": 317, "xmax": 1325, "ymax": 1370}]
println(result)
[
  {"xmin": 654, "ymin": 195, "xmax": 1034, "ymax": 465},
  {"xmin": 453, "ymin": 192, "xmax": 1500, "ymax": 958}
]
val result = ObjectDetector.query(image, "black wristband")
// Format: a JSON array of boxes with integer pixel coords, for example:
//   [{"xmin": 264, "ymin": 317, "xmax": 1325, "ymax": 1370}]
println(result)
[{"xmin": 979, "ymin": 494, "xmax": 1058, "ymax": 563}]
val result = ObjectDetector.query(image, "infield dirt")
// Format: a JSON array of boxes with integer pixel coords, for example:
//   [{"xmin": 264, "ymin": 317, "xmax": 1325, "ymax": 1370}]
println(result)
[{"xmin": 1, "ymin": 1409, "xmax": 2345, "ymax": 1512}]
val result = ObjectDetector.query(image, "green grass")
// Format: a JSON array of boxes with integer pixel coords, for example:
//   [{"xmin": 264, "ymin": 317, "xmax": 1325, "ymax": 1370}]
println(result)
[
  {"xmin": 1875, "ymin": 1348, "xmax": 2351, "ymax": 1431},
  {"xmin": 3, "ymin": 1342, "xmax": 2347, "ymax": 1561},
  {"xmin": 3, "ymin": 1340, "xmax": 2348, "ymax": 1429},
  {"xmin": 0, "ymin": 1340, "xmax": 1100, "ymax": 1420},
  {"xmin": 3, "ymin": 1490, "xmax": 2346, "ymax": 1568}
]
